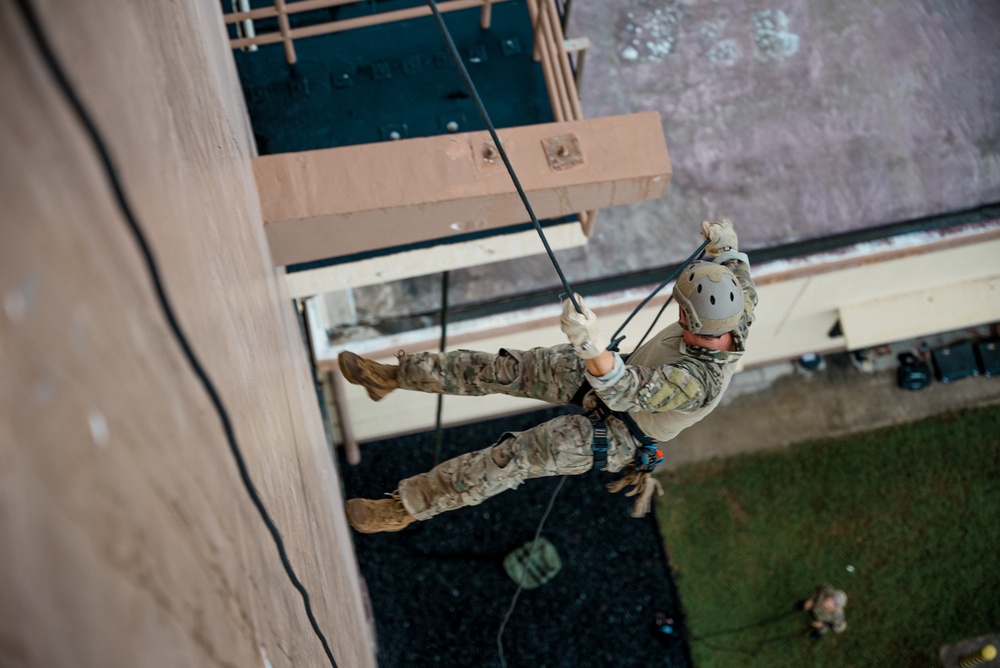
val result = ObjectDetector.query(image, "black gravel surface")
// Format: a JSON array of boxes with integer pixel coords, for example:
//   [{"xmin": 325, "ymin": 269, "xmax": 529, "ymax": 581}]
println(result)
[{"xmin": 338, "ymin": 406, "xmax": 692, "ymax": 668}]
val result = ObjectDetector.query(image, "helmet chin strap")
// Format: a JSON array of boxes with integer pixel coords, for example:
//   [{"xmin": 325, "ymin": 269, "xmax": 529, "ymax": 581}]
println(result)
[
  {"xmin": 683, "ymin": 327, "xmax": 733, "ymax": 351},
  {"xmin": 677, "ymin": 307, "xmax": 701, "ymax": 333}
]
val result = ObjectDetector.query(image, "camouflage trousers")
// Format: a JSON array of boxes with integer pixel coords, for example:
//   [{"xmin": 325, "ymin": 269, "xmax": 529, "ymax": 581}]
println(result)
[{"xmin": 396, "ymin": 345, "xmax": 640, "ymax": 521}]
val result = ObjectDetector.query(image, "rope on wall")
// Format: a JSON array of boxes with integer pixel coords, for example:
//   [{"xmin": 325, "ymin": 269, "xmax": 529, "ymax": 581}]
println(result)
[{"xmin": 425, "ymin": 0, "xmax": 584, "ymax": 314}]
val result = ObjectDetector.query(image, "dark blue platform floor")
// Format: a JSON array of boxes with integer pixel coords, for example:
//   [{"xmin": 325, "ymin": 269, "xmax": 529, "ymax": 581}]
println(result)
[{"xmin": 231, "ymin": 0, "xmax": 553, "ymax": 153}]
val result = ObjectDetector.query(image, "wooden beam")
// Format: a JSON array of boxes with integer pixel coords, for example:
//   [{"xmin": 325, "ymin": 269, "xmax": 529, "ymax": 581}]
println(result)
[
  {"xmin": 285, "ymin": 220, "xmax": 587, "ymax": 297},
  {"xmin": 255, "ymin": 112, "xmax": 671, "ymax": 267},
  {"xmin": 229, "ymin": 0, "xmax": 511, "ymax": 49}
]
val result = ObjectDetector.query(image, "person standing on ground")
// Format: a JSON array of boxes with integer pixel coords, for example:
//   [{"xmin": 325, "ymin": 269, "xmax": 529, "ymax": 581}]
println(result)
[
  {"xmin": 799, "ymin": 584, "xmax": 848, "ymax": 641},
  {"xmin": 339, "ymin": 219, "xmax": 757, "ymax": 534}
]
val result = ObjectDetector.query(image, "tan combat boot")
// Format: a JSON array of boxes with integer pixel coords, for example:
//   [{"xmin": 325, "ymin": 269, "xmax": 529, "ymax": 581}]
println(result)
[
  {"xmin": 338, "ymin": 351, "xmax": 399, "ymax": 401},
  {"xmin": 346, "ymin": 494, "xmax": 415, "ymax": 534}
]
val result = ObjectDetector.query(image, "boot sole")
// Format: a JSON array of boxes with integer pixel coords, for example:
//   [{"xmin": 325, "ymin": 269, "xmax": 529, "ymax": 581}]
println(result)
[
  {"xmin": 345, "ymin": 499, "xmax": 414, "ymax": 534},
  {"xmin": 338, "ymin": 352, "xmax": 392, "ymax": 402}
]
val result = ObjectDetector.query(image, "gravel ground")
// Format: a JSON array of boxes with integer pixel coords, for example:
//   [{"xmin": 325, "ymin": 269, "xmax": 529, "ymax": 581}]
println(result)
[{"xmin": 339, "ymin": 406, "xmax": 692, "ymax": 668}]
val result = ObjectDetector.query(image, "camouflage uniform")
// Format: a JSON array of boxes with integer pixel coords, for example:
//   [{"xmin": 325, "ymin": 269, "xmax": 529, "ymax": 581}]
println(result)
[
  {"xmin": 808, "ymin": 584, "xmax": 848, "ymax": 634},
  {"xmin": 397, "ymin": 259, "xmax": 757, "ymax": 521},
  {"xmin": 595, "ymin": 260, "xmax": 757, "ymax": 443}
]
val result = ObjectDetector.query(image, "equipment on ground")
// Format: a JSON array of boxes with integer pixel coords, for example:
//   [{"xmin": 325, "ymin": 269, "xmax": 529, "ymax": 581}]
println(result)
[
  {"xmin": 897, "ymin": 352, "xmax": 932, "ymax": 390},
  {"xmin": 503, "ymin": 537, "xmax": 562, "ymax": 589},
  {"xmin": 932, "ymin": 342, "xmax": 980, "ymax": 383},
  {"xmin": 974, "ymin": 339, "xmax": 1000, "ymax": 377}
]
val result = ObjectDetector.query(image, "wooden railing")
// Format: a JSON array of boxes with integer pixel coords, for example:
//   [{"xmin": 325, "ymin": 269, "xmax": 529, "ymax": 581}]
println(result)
[{"xmin": 225, "ymin": 0, "xmax": 509, "ymax": 65}]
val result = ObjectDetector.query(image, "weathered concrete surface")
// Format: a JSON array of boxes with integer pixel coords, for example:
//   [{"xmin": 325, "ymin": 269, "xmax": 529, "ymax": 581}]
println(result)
[
  {"xmin": 0, "ymin": 1, "xmax": 374, "ymax": 666},
  {"xmin": 350, "ymin": 0, "xmax": 1000, "ymax": 321},
  {"xmin": 570, "ymin": 0, "xmax": 1000, "ymax": 252}
]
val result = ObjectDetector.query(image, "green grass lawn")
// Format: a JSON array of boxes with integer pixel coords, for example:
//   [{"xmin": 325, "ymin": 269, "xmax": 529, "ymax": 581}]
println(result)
[{"xmin": 656, "ymin": 404, "xmax": 1000, "ymax": 667}]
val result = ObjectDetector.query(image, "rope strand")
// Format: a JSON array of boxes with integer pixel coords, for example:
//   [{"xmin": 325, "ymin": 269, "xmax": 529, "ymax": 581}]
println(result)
[
  {"xmin": 608, "ymin": 239, "xmax": 709, "ymax": 351},
  {"xmin": 424, "ymin": 10, "xmax": 719, "ymax": 667},
  {"xmin": 425, "ymin": 0, "xmax": 582, "ymax": 314},
  {"xmin": 497, "ymin": 476, "xmax": 567, "ymax": 668}
]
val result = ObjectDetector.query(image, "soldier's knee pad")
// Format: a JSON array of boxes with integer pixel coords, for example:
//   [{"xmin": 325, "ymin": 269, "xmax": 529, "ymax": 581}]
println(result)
[{"xmin": 491, "ymin": 437, "xmax": 515, "ymax": 467}]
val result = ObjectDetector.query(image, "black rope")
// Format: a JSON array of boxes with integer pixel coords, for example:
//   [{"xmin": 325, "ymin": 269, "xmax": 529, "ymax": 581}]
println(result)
[
  {"xmin": 607, "ymin": 239, "xmax": 709, "ymax": 351},
  {"xmin": 497, "ymin": 476, "xmax": 567, "ymax": 668},
  {"xmin": 425, "ymin": 0, "xmax": 582, "ymax": 315},
  {"xmin": 695, "ymin": 608, "xmax": 797, "ymax": 639},
  {"xmin": 432, "ymin": 270, "xmax": 450, "ymax": 466},
  {"xmin": 693, "ymin": 630, "xmax": 806, "ymax": 656},
  {"xmin": 13, "ymin": 1, "xmax": 339, "ymax": 664},
  {"xmin": 419, "ymin": 14, "xmax": 590, "ymax": 666},
  {"xmin": 689, "ymin": 609, "xmax": 803, "ymax": 656},
  {"xmin": 424, "ymin": 9, "xmax": 738, "ymax": 668}
]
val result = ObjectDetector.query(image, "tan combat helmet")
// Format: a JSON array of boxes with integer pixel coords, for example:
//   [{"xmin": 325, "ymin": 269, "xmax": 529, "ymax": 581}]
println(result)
[{"xmin": 673, "ymin": 261, "xmax": 744, "ymax": 336}]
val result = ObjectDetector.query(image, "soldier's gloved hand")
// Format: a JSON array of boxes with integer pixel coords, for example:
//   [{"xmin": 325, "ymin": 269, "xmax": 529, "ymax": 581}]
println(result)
[
  {"xmin": 560, "ymin": 294, "xmax": 606, "ymax": 359},
  {"xmin": 701, "ymin": 219, "xmax": 738, "ymax": 256}
]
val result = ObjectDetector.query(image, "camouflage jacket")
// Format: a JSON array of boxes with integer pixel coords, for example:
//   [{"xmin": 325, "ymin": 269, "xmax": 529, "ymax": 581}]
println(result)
[
  {"xmin": 586, "ymin": 258, "xmax": 757, "ymax": 443},
  {"xmin": 809, "ymin": 585, "xmax": 848, "ymax": 632}
]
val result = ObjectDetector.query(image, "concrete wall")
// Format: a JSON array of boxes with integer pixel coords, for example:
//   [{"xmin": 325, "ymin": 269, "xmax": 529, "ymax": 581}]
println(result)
[{"xmin": 0, "ymin": 1, "xmax": 375, "ymax": 666}]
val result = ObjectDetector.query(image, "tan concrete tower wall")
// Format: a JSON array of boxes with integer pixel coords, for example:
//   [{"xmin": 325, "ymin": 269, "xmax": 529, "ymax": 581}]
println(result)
[{"xmin": 0, "ymin": 1, "xmax": 375, "ymax": 667}]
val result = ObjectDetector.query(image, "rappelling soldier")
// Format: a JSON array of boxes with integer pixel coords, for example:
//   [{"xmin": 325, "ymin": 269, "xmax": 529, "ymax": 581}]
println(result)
[{"xmin": 340, "ymin": 219, "xmax": 758, "ymax": 533}]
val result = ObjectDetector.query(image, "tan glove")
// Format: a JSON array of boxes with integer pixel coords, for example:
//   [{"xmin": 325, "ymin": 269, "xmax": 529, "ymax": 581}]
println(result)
[
  {"xmin": 701, "ymin": 219, "xmax": 738, "ymax": 257},
  {"xmin": 606, "ymin": 466, "xmax": 665, "ymax": 518},
  {"xmin": 560, "ymin": 294, "xmax": 606, "ymax": 360}
]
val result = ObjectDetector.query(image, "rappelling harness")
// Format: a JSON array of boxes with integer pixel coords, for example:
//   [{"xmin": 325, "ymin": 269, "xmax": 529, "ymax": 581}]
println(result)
[
  {"xmin": 574, "ymin": 362, "xmax": 668, "ymax": 519},
  {"xmin": 586, "ymin": 398, "xmax": 664, "ymax": 471},
  {"xmin": 569, "ymin": 357, "xmax": 664, "ymax": 473},
  {"xmin": 564, "ymin": 243, "xmax": 712, "ymax": 475}
]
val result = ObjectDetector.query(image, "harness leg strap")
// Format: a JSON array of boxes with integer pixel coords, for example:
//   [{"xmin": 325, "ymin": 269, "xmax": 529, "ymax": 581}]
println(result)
[{"xmin": 587, "ymin": 408, "xmax": 610, "ymax": 469}]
